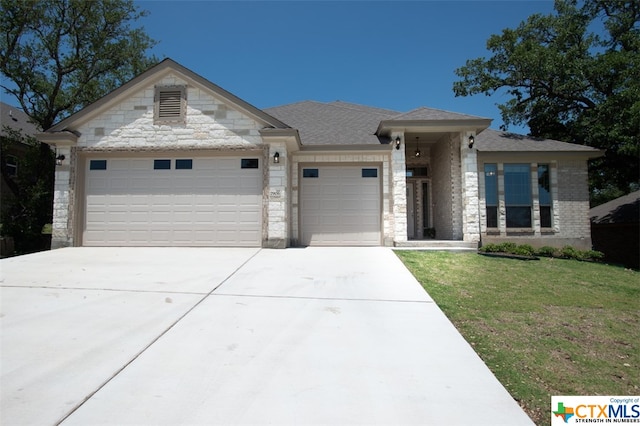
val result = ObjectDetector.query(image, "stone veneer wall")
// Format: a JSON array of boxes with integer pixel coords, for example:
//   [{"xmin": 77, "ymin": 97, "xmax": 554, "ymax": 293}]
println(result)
[
  {"xmin": 50, "ymin": 73, "xmax": 268, "ymax": 248},
  {"xmin": 478, "ymin": 157, "xmax": 593, "ymax": 249},
  {"xmin": 430, "ymin": 136, "xmax": 456, "ymax": 239},
  {"xmin": 290, "ymin": 151, "xmax": 392, "ymax": 246}
]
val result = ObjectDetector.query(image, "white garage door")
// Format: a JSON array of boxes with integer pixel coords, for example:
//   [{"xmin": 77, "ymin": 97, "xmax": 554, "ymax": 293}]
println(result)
[
  {"xmin": 84, "ymin": 156, "xmax": 262, "ymax": 247},
  {"xmin": 300, "ymin": 165, "xmax": 381, "ymax": 246}
]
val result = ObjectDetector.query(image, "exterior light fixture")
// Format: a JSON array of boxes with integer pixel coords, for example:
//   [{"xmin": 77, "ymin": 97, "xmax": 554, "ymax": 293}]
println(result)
[
  {"xmin": 273, "ymin": 151, "xmax": 280, "ymax": 164},
  {"xmin": 468, "ymin": 135, "xmax": 475, "ymax": 149},
  {"xmin": 55, "ymin": 154, "xmax": 65, "ymax": 166},
  {"xmin": 414, "ymin": 137, "xmax": 421, "ymax": 158},
  {"xmin": 395, "ymin": 136, "xmax": 401, "ymax": 150}
]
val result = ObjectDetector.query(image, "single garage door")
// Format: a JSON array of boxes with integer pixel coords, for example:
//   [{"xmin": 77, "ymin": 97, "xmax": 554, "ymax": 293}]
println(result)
[
  {"xmin": 83, "ymin": 156, "xmax": 262, "ymax": 247},
  {"xmin": 300, "ymin": 165, "xmax": 381, "ymax": 246}
]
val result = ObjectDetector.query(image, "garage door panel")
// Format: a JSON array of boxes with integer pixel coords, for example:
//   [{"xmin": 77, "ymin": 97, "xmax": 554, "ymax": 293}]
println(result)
[
  {"xmin": 84, "ymin": 156, "xmax": 262, "ymax": 247},
  {"xmin": 301, "ymin": 166, "xmax": 381, "ymax": 246}
]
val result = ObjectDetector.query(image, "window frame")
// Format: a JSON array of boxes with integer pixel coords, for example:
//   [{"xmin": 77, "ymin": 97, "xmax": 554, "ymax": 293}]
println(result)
[
  {"xmin": 5, "ymin": 155, "xmax": 18, "ymax": 177},
  {"xmin": 504, "ymin": 163, "xmax": 532, "ymax": 229},
  {"xmin": 537, "ymin": 164, "xmax": 552, "ymax": 228},
  {"xmin": 484, "ymin": 163, "xmax": 498, "ymax": 228}
]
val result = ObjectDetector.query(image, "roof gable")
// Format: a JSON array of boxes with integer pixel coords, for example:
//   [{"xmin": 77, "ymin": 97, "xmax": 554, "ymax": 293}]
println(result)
[
  {"xmin": 390, "ymin": 107, "xmax": 489, "ymax": 121},
  {"xmin": 46, "ymin": 58, "xmax": 289, "ymax": 132}
]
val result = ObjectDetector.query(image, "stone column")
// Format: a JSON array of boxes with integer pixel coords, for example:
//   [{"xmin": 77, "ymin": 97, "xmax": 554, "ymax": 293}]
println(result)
[
  {"xmin": 391, "ymin": 132, "xmax": 407, "ymax": 244},
  {"xmin": 266, "ymin": 143, "xmax": 288, "ymax": 248},
  {"xmin": 51, "ymin": 146, "xmax": 73, "ymax": 248},
  {"xmin": 460, "ymin": 132, "xmax": 481, "ymax": 243}
]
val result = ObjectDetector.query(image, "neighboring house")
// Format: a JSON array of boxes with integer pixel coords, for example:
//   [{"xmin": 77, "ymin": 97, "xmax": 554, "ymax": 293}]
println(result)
[
  {"xmin": 1, "ymin": 102, "xmax": 40, "ymax": 256},
  {"xmin": 38, "ymin": 59, "xmax": 602, "ymax": 250},
  {"xmin": 590, "ymin": 191, "xmax": 640, "ymax": 269},
  {"xmin": 1, "ymin": 101, "xmax": 39, "ymax": 206}
]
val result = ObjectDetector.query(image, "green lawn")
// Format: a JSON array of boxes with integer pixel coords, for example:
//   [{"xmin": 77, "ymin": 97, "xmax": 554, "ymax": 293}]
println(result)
[{"xmin": 395, "ymin": 251, "xmax": 640, "ymax": 426}]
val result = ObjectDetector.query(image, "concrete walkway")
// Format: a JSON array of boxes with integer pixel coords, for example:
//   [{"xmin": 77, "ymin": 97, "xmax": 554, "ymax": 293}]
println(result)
[{"xmin": 1, "ymin": 247, "xmax": 533, "ymax": 425}]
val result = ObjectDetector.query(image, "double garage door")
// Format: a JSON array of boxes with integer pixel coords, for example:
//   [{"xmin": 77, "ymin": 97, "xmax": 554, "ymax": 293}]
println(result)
[
  {"xmin": 300, "ymin": 165, "xmax": 381, "ymax": 246},
  {"xmin": 83, "ymin": 155, "xmax": 262, "ymax": 247}
]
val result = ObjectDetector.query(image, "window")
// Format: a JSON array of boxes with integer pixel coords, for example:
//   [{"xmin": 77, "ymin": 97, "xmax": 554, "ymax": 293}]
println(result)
[
  {"xmin": 303, "ymin": 168, "xmax": 319, "ymax": 178},
  {"xmin": 484, "ymin": 164, "xmax": 498, "ymax": 228},
  {"xmin": 154, "ymin": 85, "xmax": 186, "ymax": 124},
  {"xmin": 362, "ymin": 168, "xmax": 378, "ymax": 178},
  {"xmin": 504, "ymin": 164, "xmax": 532, "ymax": 228},
  {"xmin": 5, "ymin": 155, "xmax": 17, "ymax": 177},
  {"xmin": 406, "ymin": 167, "xmax": 428, "ymax": 178},
  {"xmin": 241, "ymin": 158, "xmax": 259, "ymax": 169},
  {"xmin": 538, "ymin": 164, "xmax": 552, "ymax": 227},
  {"xmin": 154, "ymin": 159, "xmax": 171, "ymax": 170},
  {"xmin": 175, "ymin": 159, "xmax": 193, "ymax": 170},
  {"xmin": 89, "ymin": 160, "xmax": 107, "ymax": 170}
]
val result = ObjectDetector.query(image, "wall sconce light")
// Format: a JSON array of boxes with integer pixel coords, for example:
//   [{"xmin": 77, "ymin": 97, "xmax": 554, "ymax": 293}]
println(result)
[
  {"xmin": 468, "ymin": 135, "xmax": 475, "ymax": 149},
  {"xmin": 273, "ymin": 151, "xmax": 280, "ymax": 164},
  {"xmin": 55, "ymin": 154, "xmax": 65, "ymax": 166},
  {"xmin": 395, "ymin": 136, "xmax": 401, "ymax": 150}
]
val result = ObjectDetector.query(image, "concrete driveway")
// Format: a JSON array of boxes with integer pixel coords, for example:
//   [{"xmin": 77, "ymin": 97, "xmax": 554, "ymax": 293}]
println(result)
[{"xmin": 1, "ymin": 247, "xmax": 533, "ymax": 425}]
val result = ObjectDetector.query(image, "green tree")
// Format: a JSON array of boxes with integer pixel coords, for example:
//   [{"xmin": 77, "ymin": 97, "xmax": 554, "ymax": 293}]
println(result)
[
  {"xmin": 0, "ymin": 0, "xmax": 157, "ymax": 253},
  {"xmin": 453, "ymin": 0, "xmax": 640, "ymax": 205}
]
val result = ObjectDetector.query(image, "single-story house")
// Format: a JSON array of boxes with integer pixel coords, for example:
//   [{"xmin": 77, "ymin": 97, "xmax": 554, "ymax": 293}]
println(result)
[
  {"xmin": 590, "ymin": 191, "xmax": 640, "ymax": 269},
  {"xmin": 38, "ymin": 58, "xmax": 602, "ymax": 250}
]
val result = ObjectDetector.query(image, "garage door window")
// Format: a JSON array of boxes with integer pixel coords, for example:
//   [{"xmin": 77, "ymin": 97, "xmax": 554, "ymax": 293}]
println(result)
[
  {"xmin": 241, "ymin": 159, "xmax": 259, "ymax": 169},
  {"xmin": 175, "ymin": 159, "xmax": 193, "ymax": 170},
  {"xmin": 154, "ymin": 159, "xmax": 171, "ymax": 170},
  {"xmin": 361, "ymin": 168, "xmax": 378, "ymax": 178},
  {"xmin": 89, "ymin": 160, "xmax": 107, "ymax": 170},
  {"xmin": 303, "ymin": 168, "xmax": 319, "ymax": 178}
]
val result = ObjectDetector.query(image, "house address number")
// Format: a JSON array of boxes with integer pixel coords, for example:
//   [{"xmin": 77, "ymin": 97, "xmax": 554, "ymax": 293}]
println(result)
[{"xmin": 270, "ymin": 189, "xmax": 283, "ymax": 200}]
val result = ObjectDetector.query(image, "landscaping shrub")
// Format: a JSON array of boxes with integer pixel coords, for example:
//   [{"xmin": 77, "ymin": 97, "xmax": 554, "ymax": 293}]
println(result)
[
  {"xmin": 479, "ymin": 243, "xmax": 502, "ymax": 253},
  {"xmin": 512, "ymin": 244, "xmax": 535, "ymax": 256},
  {"xmin": 536, "ymin": 246, "xmax": 558, "ymax": 258},
  {"xmin": 497, "ymin": 242, "xmax": 518, "ymax": 254},
  {"xmin": 560, "ymin": 245, "xmax": 583, "ymax": 260}
]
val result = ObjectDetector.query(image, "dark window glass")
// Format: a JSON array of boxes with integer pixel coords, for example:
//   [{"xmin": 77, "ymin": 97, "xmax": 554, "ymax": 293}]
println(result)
[
  {"xmin": 175, "ymin": 159, "xmax": 193, "ymax": 170},
  {"xmin": 90, "ymin": 160, "xmax": 107, "ymax": 170},
  {"xmin": 303, "ymin": 168, "xmax": 319, "ymax": 178},
  {"xmin": 538, "ymin": 164, "xmax": 552, "ymax": 227},
  {"xmin": 484, "ymin": 164, "xmax": 498, "ymax": 227},
  {"xmin": 362, "ymin": 168, "xmax": 378, "ymax": 178},
  {"xmin": 406, "ymin": 167, "xmax": 428, "ymax": 177},
  {"xmin": 241, "ymin": 158, "xmax": 259, "ymax": 169},
  {"xmin": 154, "ymin": 159, "xmax": 171, "ymax": 170},
  {"xmin": 504, "ymin": 164, "xmax": 532, "ymax": 228},
  {"xmin": 540, "ymin": 206, "xmax": 552, "ymax": 228},
  {"xmin": 6, "ymin": 155, "xmax": 18, "ymax": 177}
]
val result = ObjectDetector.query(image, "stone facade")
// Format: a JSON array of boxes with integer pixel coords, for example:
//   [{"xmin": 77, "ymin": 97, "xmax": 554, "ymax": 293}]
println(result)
[{"xmin": 41, "ymin": 60, "xmax": 599, "ymax": 250}]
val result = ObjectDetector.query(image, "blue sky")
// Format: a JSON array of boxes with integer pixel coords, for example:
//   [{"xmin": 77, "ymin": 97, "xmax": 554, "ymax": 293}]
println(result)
[{"xmin": 3, "ymin": 1, "xmax": 558, "ymax": 134}]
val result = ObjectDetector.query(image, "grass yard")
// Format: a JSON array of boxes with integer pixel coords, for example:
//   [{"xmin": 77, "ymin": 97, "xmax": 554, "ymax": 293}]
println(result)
[{"xmin": 395, "ymin": 251, "xmax": 640, "ymax": 426}]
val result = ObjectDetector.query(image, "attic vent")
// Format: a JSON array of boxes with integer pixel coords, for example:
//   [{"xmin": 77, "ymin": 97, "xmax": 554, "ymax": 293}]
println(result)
[{"xmin": 154, "ymin": 85, "xmax": 186, "ymax": 124}]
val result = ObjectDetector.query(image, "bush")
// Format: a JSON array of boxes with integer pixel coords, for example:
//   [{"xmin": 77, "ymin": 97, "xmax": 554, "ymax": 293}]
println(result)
[
  {"xmin": 497, "ymin": 242, "xmax": 518, "ymax": 254},
  {"xmin": 560, "ymin": 245, "xmax": 583, "ymax": 260},
  {"xmin": 512, "ymin": 244, "xmax": 535, "ymax": 256},
  {"xmin": 479, "ymin": 243, "xmax": 502, "ymax": 253},
  {"xmin": 582, "ymin": 250, "xmax": 604, "ymax": 261},
  {"xmin": 536, "ymin": 246, "xmax": 558, "ymax": 257}
]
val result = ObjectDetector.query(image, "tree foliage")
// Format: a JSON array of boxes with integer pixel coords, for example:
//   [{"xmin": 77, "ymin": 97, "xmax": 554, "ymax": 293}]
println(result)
[
  {"xmin": 453, "ymin": 0, "xmax": 640, "ymax": 205},
  {"xmin": 0, "ymin": 0, "xmax": 157, "ymax": 253}
]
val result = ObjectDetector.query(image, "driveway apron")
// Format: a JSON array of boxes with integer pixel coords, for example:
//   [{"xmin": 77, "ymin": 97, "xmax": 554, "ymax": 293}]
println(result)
[{"xmin": 1, "ymin": 247, "xmax": 533, "ymax": 425}]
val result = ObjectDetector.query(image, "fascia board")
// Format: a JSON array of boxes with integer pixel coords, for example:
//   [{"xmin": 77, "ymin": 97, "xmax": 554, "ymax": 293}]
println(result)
[
  {"xmin": 377, "ymin": 119, "xmax": 492, "ymax": 135},
  {"xmin": 476, "ymin": 150, "xmax": 605, "ymax": 161}
]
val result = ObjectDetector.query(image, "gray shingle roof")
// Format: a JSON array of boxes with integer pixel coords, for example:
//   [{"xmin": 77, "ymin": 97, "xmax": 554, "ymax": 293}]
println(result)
[
  {"xmin": 476, "ymin": 128, "xmax": 602, "ymax": 153},
  {"xmin": 590, "ymin": 190, "xmax": 640, "ymax": 224},
  {"xmin": 390, "ymin": 107, "xmax": 489, "ymax": 121},
  {"xmin": 1, "ymin": 102, "xmax": 39, "ymax": 137},
  {"xmin": 265, "ymin": 101, "xmax": 398, "ymax": 145}
]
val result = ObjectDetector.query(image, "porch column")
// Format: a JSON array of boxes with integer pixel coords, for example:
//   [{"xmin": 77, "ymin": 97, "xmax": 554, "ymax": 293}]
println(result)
[
  {"xmin": 460, "ymin": 131, "xmax": 481, "ymax": 243},
  {"xmin": 391, "ymin": 132, "xmax": 407, "ymax": 243},
  {"xmin": 51, "ymin": 146, "xmax": 73, "ymax": 248},
  {"xmin": 266, "ymin": 142, "xmax": 288, "ymax": 248}
]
